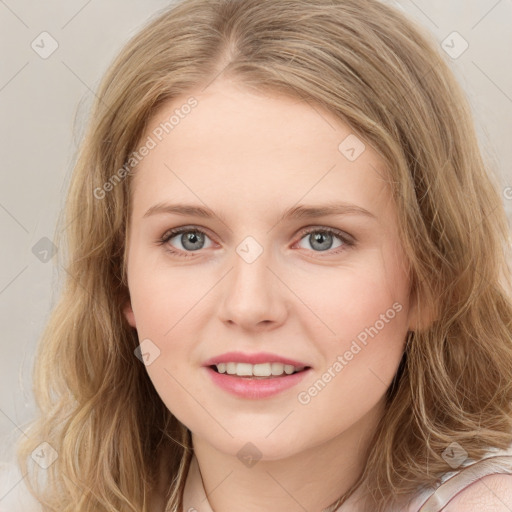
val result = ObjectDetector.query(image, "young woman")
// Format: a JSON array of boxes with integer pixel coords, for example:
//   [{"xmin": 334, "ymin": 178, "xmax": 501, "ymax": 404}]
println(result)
[{"xmin": 5, "ymin": 0, "xmax": 512, "ymax": 510}]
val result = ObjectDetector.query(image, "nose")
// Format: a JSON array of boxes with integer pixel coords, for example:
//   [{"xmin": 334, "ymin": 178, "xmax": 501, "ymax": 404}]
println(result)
[{"xmin": 218, "ymin": 243, "xmax": 289, "ymax": 331}]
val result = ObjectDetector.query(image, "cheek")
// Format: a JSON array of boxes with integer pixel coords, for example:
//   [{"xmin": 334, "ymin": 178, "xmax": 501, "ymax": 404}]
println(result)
[
  {"xmin": 294, "ymin": 247, "xmax": 410, "ymax": 404},
  {"xmin": 126, "ymin": 260, "xmax": 210, "ymax": 412},
  {"xmin": 128, "ymin": 256, "xmax": 205, "ymax": 337},
  {"xmin": 294, "ymin": 283, "xmax": 408, "ymax": 435},
  {"xmin": 146, "ymin": 361, "xmax": 206, "ymax": 429},
  {"xmin": 296, "ymin": 246, "xmax": 410, "ymax": 347}
]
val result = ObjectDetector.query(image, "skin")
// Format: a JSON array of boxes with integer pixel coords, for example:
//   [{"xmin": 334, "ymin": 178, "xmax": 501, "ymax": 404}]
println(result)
[{"xmin": 123, "ymin": 77, "xmax": 428, "ymax": 512}]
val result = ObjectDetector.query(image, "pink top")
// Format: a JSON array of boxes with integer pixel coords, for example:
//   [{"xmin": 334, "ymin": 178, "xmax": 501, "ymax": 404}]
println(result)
[{"xmin": 405, "ymin": 444, "xmax": 512, "ymax": 512}]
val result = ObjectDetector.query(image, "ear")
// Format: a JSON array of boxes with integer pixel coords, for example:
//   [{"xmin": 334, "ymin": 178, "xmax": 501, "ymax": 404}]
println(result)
[
  {"xmin": 407, "ymin": 285, "xmax": 438, "ymax": 332},
  {"xmin": 123, "ymin": 300, "xmax": 137, "ymax": 328}
]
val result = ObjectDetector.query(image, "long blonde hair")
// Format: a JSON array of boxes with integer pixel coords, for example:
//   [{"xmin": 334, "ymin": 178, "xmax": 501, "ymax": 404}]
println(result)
[{"xmin": 16, "ymin": 0, "xmax": 512, "ymax": 511}]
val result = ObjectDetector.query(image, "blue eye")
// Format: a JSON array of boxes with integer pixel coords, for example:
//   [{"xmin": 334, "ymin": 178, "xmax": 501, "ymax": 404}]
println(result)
[
  {"xmin": 156, "ymin": 226, "xmax": 354, "ymax": 258},
  {"xmin": 296, "ymin": 227, "xmax": 352, "ymax": 253},
  {"xmin": 158, "ymin": 227, "xmax": 213, "ymax": 257}
]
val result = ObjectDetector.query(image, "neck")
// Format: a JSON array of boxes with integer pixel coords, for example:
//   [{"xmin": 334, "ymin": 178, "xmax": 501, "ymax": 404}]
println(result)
[{"xmin": 186, "ymin": 400, "xmax": 385, "ymax": 512}]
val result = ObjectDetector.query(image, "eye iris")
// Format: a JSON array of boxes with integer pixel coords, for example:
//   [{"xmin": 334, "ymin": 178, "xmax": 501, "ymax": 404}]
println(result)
[
  {"xmin": 310, "ymin": 232, "xmax": 333, "ymax": 251},
  {"xmin": 182, "ymin": 231, "xmax": 205, "ymax": 251}
]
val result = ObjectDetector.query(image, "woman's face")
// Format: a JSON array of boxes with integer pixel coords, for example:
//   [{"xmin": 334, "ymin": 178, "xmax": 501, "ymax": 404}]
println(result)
[{"xmin": 123, "ymin": 78, "xmax": 422, "ymax": 460}]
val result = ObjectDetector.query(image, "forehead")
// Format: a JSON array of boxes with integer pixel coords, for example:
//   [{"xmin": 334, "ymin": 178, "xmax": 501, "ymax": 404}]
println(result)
[{"xmin": 129, "ymin": 80, "xmax": 392, "ymax": 221}]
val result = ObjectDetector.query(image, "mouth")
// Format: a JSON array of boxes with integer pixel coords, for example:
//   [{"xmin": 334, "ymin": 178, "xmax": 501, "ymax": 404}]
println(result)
[
  {"xmin": 208, "ymin": 362, "xmax": 311, "ymax": 379},
  {"xmin": 204, "ymin": 361, "xmax": 313, "ymax": 399}
]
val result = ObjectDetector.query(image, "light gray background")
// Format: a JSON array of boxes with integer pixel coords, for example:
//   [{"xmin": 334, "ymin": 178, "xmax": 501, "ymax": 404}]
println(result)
[{"xmin": 1, "ymin": 0, "xmax": 511, "ymax": 462}]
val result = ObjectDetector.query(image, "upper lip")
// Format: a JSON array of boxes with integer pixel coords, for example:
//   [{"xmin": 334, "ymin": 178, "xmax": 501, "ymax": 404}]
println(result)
[{"xmin": 203, "ymin": 351, "xmax": 310, "ymax": 368}]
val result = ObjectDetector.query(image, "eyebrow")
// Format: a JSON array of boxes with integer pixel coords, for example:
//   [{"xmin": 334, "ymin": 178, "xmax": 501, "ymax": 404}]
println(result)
[{"xmin": 143, "ymin": 201, "xmax": 376, "ymax": 222}]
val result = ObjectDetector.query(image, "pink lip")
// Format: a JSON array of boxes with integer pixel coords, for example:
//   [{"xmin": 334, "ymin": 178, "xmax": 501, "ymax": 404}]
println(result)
[
  {"xmin": 202, "ymin": 351, "xmax": 310, "ymax": 367},
  {"xmin": 203, "ymin": 366, "xmax": 312, "ymax": 399}
]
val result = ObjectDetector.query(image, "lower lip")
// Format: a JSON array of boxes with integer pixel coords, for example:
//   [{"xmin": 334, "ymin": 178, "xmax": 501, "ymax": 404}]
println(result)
[{"xmin": 204, "ymin": 367, "xmax": 311, "ymax": 399}]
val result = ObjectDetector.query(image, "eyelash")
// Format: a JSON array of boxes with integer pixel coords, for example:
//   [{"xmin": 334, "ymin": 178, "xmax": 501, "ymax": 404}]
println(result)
[{"xmin": 156, "ymin": 225, "xmax": 355, "ymax": 259}]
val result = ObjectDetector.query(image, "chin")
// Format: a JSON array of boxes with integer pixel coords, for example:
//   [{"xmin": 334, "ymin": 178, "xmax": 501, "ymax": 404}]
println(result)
[{"xmin": 201, "ymin": 430, "xmax": 311, "ymax": 463}]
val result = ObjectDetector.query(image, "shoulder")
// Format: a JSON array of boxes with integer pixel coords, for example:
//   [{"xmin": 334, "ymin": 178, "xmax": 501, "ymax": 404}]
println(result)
[{"xmin": 444, "ymin": 474, "xmax": 512, "ymax": 511}]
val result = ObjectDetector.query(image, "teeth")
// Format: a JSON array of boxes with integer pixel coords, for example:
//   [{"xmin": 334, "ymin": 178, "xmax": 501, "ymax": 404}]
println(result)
[{"xmin": 215, "ymin": 362, "xmax": 304, "ymax": 377}]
